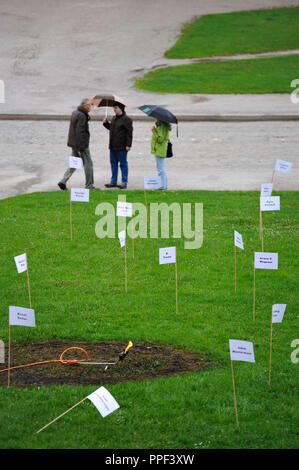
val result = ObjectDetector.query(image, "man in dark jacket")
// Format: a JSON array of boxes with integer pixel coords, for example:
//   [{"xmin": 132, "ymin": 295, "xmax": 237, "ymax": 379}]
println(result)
[
  {"xmin": 58, "ymin": 98, "xmax": 96, "ymax": 190},
  {"xmin": 103, "ymin": 102, "xmax": 133, "ymax": 189}
]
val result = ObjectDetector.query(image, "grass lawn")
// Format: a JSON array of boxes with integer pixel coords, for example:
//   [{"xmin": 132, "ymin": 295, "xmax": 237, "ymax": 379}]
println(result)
[
  {"xmin": 135, "ymin": 54, "xmax": 299, "ymax": 94},
  {"xmin": 165, "ymin": 7, "xmax": 299, "ymax": 58},
  {"xmin": 0, "ymin": 189, "xmax": 298, "ymax": 449}
]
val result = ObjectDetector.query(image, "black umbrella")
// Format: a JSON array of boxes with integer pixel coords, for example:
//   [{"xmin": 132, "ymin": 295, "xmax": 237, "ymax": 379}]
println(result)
[{"xmin": 139, "ymin": 105, "xmax": 178, "ymax": 136}]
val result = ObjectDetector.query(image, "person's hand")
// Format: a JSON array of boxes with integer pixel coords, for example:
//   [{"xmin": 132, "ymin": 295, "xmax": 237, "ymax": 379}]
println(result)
[{"xmin": 126, "ymin": 146, "xmax": 131, "ymax": 152}]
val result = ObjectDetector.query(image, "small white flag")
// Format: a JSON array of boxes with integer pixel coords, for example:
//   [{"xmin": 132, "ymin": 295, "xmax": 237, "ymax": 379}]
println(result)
[
  {"xmin": 87, "ymin": 386, "xmax": 120, "ymax": 418},
  {"xmin": 159, "ymin": 247, "xmax": 176, "ymax": 265},
  {"xmin": 69, "ymin": 156, "xmax": 82, "ymax": 170},
  {"xmin": 9, "ymin": 306, "xmax": 35, "ymax": 327},
  {"xmin": 272, "ymin": 304, "xmax": 286, "ymax": 323},
  {"xmin": 260, "ymin": 196, "xmax": 280, "ymax": 212},
  {"xmin": 254, "ymin": 252, "xmax": 278, "ymax": 270},
  {"xmin": 275, "ymin": 159, "xmax": 292, "ymax": 174},
  {"xmin": 234, "ymin": 230, "xmax": 244, "ymax": 250},
  {"xmin": 14, "ymin": 253, "xmax": 27, "ymax": 273},
  {"xmin": 260, "ymin": 183, "xmax": 273, "ymax": 197},
  {"xmin": 116, "ymin": 201, "xmax": 133, "ymax": 218},
  {"xmin": 229, "ymin": 339, "xmax": 255, "ymax": 363},
  {"xmin": 118, "ymin": 230, "xmax": 126, "ymax": 248},
  {"xmin": 144, "ymin": 176, "xmax": 161, "ymax": 190},
  {"xmin": 71, "ymin": 188, "xmax": 89, "ymax": 202}
]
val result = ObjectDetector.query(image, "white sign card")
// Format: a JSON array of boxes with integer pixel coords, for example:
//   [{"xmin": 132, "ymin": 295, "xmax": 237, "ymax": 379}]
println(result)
[
  {"xmin": 9, "ymin": 306, "xmax": 35, "ymax": 327},
  {"xmin": 144, "ymin": 176, "xmax": 161, "ymax": 190},
  {"xmin": 116, "ymin": 201, "xmax": 133, "ymax": 218},
  {"xmin": 272, "ymin": 304, "xmax": 286, "ymax": 323},
  {"xmin": 118, "ymin": 230, "xmax": 126, "ymax": 248},
  {"xmin": 159, "ymin": 247, "xmax": 176, "ymax": 265},
  {"xmin": 234, "ymin": 230, "xmax": 244, "ymax": 250},
  {"xmin": 69, "ymin": 156, "xmax": 82, "ymax": 169},
  {"xmin": 14, "ymin": 253, "xmax": 27, "ymax": 273},
  {"xmin": 71, "ymin": 188, "xmax": 90, "ymax": 202},
  {"xmin": 275, "ymin": 159, "xmax": 292, "ymax": 174},
  {"xmin": 87, "ymin": 386, "xmax": 120, "ymax": 418},
  {"xmin": 260, "ymin": 183, "xmax": 273, "ymax": 197},
  {"xmin": 229, "ymin": 340, "xmax": 255, "ymax": 363},
  {"xmin": 260, "ymin": 196, "xmax": 280, "ymax": 212},
  {"xmin": 254, "ymin": 252, "xmax": 278, "ymax": 270}
]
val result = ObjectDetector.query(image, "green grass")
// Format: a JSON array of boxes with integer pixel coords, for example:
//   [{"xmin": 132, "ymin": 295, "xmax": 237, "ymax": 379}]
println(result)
[
  {"xmin": 0, "ymin": 190, "xmax": 298, "ymax": 449},
  {"xmin": 165, "ymin": 7, "xmax": 299, "ymax": 58},
  {"xmin": 135, "ymin": 54, "xmax": 299, "ymax": 94}
]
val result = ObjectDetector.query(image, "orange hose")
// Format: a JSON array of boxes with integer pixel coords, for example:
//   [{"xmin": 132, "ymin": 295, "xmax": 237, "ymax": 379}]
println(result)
[{"xmin": 0, "ymin": 347, "xmax": 88, "ymax": 373}]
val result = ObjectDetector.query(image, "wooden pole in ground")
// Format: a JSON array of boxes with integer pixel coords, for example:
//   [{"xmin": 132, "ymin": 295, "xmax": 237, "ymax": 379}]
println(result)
[
  {"xmin": 36, "ymin": 397, "xmax": 87, "ymax": 434},
  {"xmin": 26, "ymin": 265, "xmax": 32, "ymax": 308},
  {"xmin": 125, "ymin": 238, "xmax": 127, "ymax": 294},
  {"xmin": 175, "ymin": 259, "xmax": 178, "ymax": 314},
  {"xmin": 131, "ymin": 214, "xmax": 134, "ymax": 259},
  {"xmin": 260, "ymin": 210, "xmax": 264, "ymax": 252},
  {"xmin": 231, "ymin": 360, "xmax": 239, "ymax": 428},
  {"xmin": 8, "ymin": 325, "xmax": 11, "ymax": 387},
  {"xmin": 234, "ymin": 245, "xmax": 237, "ymax": 294},
  {"xmin": 269, "ymin": 306, "xmax": 273, "ymax": 387}
]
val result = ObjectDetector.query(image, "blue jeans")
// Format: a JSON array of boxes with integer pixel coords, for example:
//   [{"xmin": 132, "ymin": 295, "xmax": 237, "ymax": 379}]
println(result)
[
  {"xmin": 155, "ymin": 156, "xmax": 167, "ymax": 189},
  {"xmin": 110, "ymin": 150, "xmax": 128, "ymax": 184}
]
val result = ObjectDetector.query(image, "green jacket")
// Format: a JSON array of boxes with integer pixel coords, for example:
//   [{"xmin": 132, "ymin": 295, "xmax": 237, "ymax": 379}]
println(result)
[{"xmin": 151, "ymin": 121, "xmax": 171, "ymax": 158}]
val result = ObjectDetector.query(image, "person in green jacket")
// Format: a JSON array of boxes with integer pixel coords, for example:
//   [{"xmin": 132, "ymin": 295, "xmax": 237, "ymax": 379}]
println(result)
[{"xmin": 151, "ymin": 120, "xmax": 171, "ymax": 190}]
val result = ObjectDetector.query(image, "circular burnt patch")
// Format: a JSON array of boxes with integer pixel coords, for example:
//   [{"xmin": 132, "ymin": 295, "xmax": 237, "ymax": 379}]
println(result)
[{"xmin": 0, "ymin": 341, "xmax": 212, "ymax": 387}]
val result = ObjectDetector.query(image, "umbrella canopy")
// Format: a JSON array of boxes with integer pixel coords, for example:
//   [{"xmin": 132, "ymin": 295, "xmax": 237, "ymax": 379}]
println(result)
[
  {"xmin": 139, "ymin": 105, "xmax": 177, "ymax": 124},
  {"xmin": 90, "ymin": 94, "xmax": 127, "ymax": 108}
]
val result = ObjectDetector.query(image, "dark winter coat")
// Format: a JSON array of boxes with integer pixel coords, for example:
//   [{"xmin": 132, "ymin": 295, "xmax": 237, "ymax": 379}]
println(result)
[
  {"xmin": 103, "ymin": 112, "xmax": 133, "ymax": 150},
  {"xmin": 67, "ymin": 106, "xmax": 90, "ymax": 151}
]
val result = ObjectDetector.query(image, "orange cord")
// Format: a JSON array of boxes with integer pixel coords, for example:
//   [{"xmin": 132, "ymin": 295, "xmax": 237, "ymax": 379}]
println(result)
[{"xmin": 0, "ymin": 346, "xmax": 88, "ymax": 374}]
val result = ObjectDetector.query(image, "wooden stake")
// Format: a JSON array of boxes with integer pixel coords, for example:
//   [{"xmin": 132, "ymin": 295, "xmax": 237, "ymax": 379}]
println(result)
[
  {"xmin": 271, "ymin": 169, "xmax": 275, "ymax": 185},
  {"xmin": 36, "ymin": 397, "xmax": 87, "ymax": 434},
  {"xmin": 231, "ymin": 360, "xmax": 239, "ymax": 428},
  {"xmin": 253, "ymin": 268, "xmax": 256, "ymax": 321},
  {"xmin": 234, "ymin": 245, "xmax": 237, "ymax": 294},
  {"xmin": 175, "ymin": 259, "xmax": 178, "ymax": 314},
  {"xmin": 131, "ymin": 214, "xmax": 134, "ymax": 259},
  {"xmin": 269, "ymin": 306, "xmax": 273, "ymax": 387},
  {"xmin": 260, "ymin": 210, "xmax": 264, "ymax": 252},
  {"xmin": 144, "ymin": 189, "xmax": 148, "ymax": 227},
  {"xmin": 8, "ymin": 325, "xmax": 11, "ymax": 387}
]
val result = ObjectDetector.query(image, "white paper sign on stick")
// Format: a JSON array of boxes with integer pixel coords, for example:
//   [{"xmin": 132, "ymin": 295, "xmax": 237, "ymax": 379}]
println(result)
[
  {"xmin": 9, "ymin": 306, "xmax": 35, "ymax": 327},
  {"xmin": 254, "ymin": 252, "xmax": 278, "ymax": 270},
  {"xmin": 144, "ymin": 176, "xmax": 161, "ymax": 190},
  {"xmin": 159, "ymin": 247, "xmax": 176, "ymax": 265},
  {"xmin": 275, "ymin": 159, "xmax": 292, "ymax": 174},
  {"xmin": 14, "ymin": 253, "xmax": 27, "ymax": 273},
  {"xmin": 118, "ymin": 230, "xmax": 126, "ymax": 248},
  {"xmin": 229, "ymin": 340, "xmax": 255, "ymax": 363},
  {"xmin": 87, "ymin": 386, "xmax": 120, "ymax": 418},
  {"xmin": 272, "ymin": 304, "xmax": 286, "ymax": 323},
  {"xmin": 234, "ymin": 230, "xmax": 244, "ymax": 250},
  {"xmin": 71, "ymin": 188, "xmax": 89, "ymax": 202},
  {"xmin": 116, "ymin": 201, "xmax": 133, "ymax": 218},
  {"xmin": 69, "ymin": 156, "xmax": 82, "ymax": 169},
  {"xmin": 260, "ymin": 196, "xmax": 280, "ymax": 212},
  {"xmin": 260, "ymin": 183, "xmax": 273, "ymax": 197}
]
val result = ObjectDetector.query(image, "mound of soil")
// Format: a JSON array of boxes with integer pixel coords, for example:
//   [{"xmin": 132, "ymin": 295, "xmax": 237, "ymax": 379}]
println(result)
[{"xmin": 0, "ymin": 341, "xmax": 212, "ymax": 387}]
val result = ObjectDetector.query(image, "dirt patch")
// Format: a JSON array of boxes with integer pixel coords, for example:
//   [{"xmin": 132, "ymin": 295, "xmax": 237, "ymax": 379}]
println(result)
[{"xmin": 0, "ymin": 341, "xmax": 212, "ymax": 387}]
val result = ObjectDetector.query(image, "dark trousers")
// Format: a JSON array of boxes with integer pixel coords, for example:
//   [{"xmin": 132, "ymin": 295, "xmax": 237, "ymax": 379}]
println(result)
[{"xmin": 110, "ymin": 150, "xmax": 128, "ymax": 184}]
